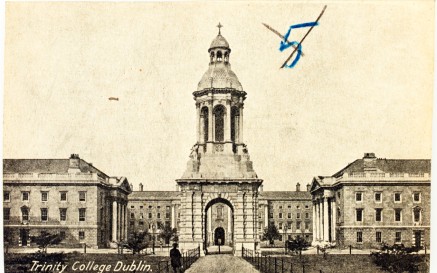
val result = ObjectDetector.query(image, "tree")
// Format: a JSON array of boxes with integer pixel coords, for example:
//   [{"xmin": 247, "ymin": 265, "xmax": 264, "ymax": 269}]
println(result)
[
  {"xmin": 159, "ymin": 226, "xmax": 178, "ymax": 246},
  {"xmin": 287, "ymin": 235, "xmax": 310, "ymax": 255},
  {"xmin": 262, "ymin": 224, "xmax": 281, "ymax": 245},
  {"xmin": 122, "ymin": 231, "xmax": 150, "ymax": 255},
  {"xmin": 30, "ymin": 231, "xmax": 64, "ymax": 253},
  {"xmin": 370, "ymin": 243, "xmax": 422, "ymax": 273}
]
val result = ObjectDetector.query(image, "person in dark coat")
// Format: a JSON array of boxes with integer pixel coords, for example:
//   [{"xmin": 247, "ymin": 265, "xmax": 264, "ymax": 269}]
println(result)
[{"xmin": 170, "ymin": 243, "xmax": 182, "ymax": 273}]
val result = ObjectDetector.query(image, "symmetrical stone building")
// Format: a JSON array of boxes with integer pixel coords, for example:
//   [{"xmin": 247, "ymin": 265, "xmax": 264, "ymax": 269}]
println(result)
[
  {"xmin": 3, "ymin": 154, "xmax": 131, "ymax": 248},
  {"xmin": 310, "ymin": 153, "xmax": 431, "ymax": 249}
]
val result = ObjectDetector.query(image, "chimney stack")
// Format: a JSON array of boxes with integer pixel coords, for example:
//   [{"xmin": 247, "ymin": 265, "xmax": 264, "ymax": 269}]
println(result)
[
  {"xmin": 68, "ymin": 154, "xmax": 81, "ymax": 174},
  {"xmin": 130, "ymin": 183, "xmax": 133, "ymax": 191},
  {"xmin": 296, "ymin": 182, "xmax": 300, "ymax": 192},
  {"xmin": 139, "ymin": 183, "xmax": 144, "ymax": 191},
  {"xmin": 307, "ymin": 183, "xmax": 311, "ymax": 192}
]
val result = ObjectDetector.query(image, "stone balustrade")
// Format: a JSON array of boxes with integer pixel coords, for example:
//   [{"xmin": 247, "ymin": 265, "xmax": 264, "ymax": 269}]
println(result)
[
  {"xmin": 338, "ymin": 172, "xmax": 429, "ymax": 181},
  {"xmin": 3, "ymin": 172, "xmax": 100, "ymax": 181}
]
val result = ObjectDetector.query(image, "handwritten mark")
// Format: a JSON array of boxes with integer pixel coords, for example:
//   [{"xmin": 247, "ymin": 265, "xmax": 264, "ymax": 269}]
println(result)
[
  {"xmin": 108, "ymin": 97, "xmax": 119, "ymax": 101},
  {"xmin": 262, "ymin": 23, "xmax": 305, "ymax": 57},
  {"xmin": 263, "ymin": 5, "xmax": 327, "ymax": 69}
]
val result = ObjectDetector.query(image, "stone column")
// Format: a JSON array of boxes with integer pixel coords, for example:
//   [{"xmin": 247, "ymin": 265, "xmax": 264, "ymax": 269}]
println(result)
[
  {"xmin": 323, "ymin": 198, "xmax": 329, "ymax": 242},
  {"xmin": 312, "ymin": 202, "xmax": 317, "ymax": 243},
  {"xmin": 235, "ymin": 114, "xmax": 240, "ymax": 143},
  {"xmin": 192, "ymin": 192, "xmax": 203, "ymax": 242},
  {"xmin": 118, "ymin": 202, "xmax": 122, "ymax": 240},
  {"xmin": 227, "ymin": 206, "xmax": 232, "ymax": 234},
  {"xmin": 208, "ymin": 207, "xmax": 212, "ymax": 244},
  {"xmin": 200, "ymin": 112, "xmax": 205, "ymax": 144},
  {"xmin": 264, "ymin": 205, "xmax": 268, "ymax": 228},
  {"xmin": 112, "ymin": 200, "xmax": 117, "ymax": 241},
  {"xmin": 124, "ymin": 203, "xmax": 128, "ymax": 239},
  {"xmin": 208, "ymin": 102, "xmax": 213, "ymax": 142},
  {"xmin": 239, "ymin": 106, "xmax": 244, "ymax": 143},
  {"xmin": 196, "ymin": 103, "xmax": 200, "ymax": 143},
  {"xmin": 225, "ymin": 103, "xmax": 231, "ymax": 142},
  {"xmin": 331, "ymin": 199, "xmax": 336, "ymax": 242},
  {"xmin": 245, "ymin": 193, "xmax": 254, "ymax": 239}
]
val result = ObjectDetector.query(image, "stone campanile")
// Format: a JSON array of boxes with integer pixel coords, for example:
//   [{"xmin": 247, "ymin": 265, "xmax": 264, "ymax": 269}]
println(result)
[{"xmin": 176, "ymin": 24, "xmax": 263, "ymax": 255}]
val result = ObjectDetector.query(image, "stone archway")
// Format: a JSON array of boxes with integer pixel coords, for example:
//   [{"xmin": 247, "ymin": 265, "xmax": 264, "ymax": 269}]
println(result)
[{"xmin": 214, "ymin": 227, "xmax": 225, "ymax": 245}]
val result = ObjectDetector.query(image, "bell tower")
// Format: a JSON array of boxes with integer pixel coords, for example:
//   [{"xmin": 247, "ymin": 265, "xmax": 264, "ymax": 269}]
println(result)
[{"xmin": 176, "ymin": 24, "xmax": 262, "ymax": 255}]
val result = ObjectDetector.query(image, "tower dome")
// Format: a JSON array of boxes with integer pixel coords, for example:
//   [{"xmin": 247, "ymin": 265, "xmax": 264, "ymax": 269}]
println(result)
[{"xmin": 197, "ymin": 24, "xmax": 243, "ymax": 92}]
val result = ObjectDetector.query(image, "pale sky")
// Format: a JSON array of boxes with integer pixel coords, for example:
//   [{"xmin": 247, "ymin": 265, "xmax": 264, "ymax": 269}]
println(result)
[{"xmin": 4, "ymin": 1, "xmax": 434, "ymax": 191}]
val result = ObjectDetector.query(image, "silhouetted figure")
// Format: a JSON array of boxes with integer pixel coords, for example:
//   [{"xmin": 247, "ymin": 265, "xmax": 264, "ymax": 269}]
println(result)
[{"xmin": 170, "ymin": 243, "xmax": 182, "ymax": 273}]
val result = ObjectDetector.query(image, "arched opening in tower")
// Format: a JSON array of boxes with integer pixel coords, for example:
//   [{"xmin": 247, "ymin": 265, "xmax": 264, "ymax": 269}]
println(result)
[
  {"xmin": 213, "ymin": 105, "xmax": 225, "ymax": 142},
  {"xmin": 201, "ymin": 107, "xmax": 209, "ymax": 143}
]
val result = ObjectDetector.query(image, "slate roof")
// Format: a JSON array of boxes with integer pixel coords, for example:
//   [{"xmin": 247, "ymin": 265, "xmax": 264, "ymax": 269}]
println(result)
[
  {"xmin": 129, "ymin": 191, "xmax": 181, "ymax": 200},
  {"xmin": 332, "ymin": 158, "xmax": 431, "ymax": 178},
  {"xmin": 259, "ymin": 191, "xmax": 311, "ymax": 200},
  {"xmin": 3, "ymin": 159, "xmax": 109, "ymax": 178}
]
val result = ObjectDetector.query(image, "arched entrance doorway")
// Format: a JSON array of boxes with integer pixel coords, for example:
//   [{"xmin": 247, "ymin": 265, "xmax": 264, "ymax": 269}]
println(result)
[
  {"xmin": 204, "ymin": 197, "xmax": 234, "ymax": 254},
  {"xmin": 214, "ymin": 227, "xmax": 225, "ymax": 245}
]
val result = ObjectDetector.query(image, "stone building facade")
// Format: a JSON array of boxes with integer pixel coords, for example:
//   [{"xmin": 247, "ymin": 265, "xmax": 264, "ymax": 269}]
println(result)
[
  {"xmin": 3, "ymin": 154, "xmax": 131, "ymax": 248},
  {"xmin": 310, "ymin": 153, "xmax": 431, "ymax": 249}
]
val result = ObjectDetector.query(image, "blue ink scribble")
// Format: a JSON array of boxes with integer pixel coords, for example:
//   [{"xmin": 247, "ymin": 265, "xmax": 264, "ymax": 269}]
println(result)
[{"xmin": 279, "ymin": 22, "xmax": 318, "ymax": 68}]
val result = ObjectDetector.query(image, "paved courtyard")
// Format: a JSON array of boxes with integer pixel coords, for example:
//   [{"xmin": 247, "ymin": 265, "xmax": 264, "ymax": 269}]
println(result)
[{"xmin": 185, "ymin": 255, "xmax": 260, "ymax": 273}]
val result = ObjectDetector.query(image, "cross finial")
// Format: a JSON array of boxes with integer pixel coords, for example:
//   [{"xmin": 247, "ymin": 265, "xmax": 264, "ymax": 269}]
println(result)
[{"xmin": 217, "ymin": 22, "xmax": 223, "ymax": 35}]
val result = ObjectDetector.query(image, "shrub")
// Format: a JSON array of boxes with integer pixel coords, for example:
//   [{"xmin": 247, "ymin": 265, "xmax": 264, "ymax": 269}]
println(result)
[{"xmin": 370, "ymin": 243, "xmax": 421, "ymax": 273}]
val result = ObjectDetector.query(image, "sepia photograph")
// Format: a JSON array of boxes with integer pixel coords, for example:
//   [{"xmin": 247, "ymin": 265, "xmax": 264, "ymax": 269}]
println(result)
[{"xmin": 2, "ymin": 1, "xmax": 434, "ymax": 272}]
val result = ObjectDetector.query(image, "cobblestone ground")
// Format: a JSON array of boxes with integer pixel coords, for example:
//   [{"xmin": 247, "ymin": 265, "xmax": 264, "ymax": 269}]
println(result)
[{"xmin": 184, "ymin": 255, "xmax": 260, "ymax": 273}]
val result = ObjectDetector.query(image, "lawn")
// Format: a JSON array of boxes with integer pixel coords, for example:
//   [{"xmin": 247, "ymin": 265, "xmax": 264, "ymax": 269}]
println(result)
[{"xmin": 244, "ymin": 254, "xmax": 430, "ymax": 273}]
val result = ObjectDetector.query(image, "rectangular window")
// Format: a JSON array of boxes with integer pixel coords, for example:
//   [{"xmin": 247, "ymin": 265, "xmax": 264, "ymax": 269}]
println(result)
[
  {"xmin": 413, "ymin": 192, "xmax": 421, "ymax": 203},
  {"xmin": 79, "ymin": 191, "xmax": 86, "ymax": 202},
  {"xmin": 157, "ymin": 206, "xmax": 161, "ymax": 209},
  {"xmin": 305, "ymin": 205, "xmax": 309, "ymax": 209},
  {"xmin": 305, "ymin": 221, "xmax": 310, "ymax": 230},
  {"xmin": 287, "ymin": 205, "xmax": 291, "ymax": 209},
  {"xmin": 356, "ymin": 209, "xmax": 363, "ymax": 222},
  {"xmin": 79, "ymin": 231, "xmax": 85, "ymax": 240},
  {"xmin": 60, "ymin": 231, "xmax": 66, "ymax": 238},
  {"xmin": 149, "ymin": 206, "xmax": 153, "ymax": 209},
  {"xmin": 356, "ymin": 192, "xmax": 362, "ymax": 202},
  {"xmin": 166, "ymin": 212, "xmax": 170, "ymax": 219},
  {"xmin": 297, "ymin": 212, "xmax": 301, "ymax": 219},
  {"xmin": 140, "ymin": 205, "xmax": 143, "ymax": 209},
  {"xmin": 130, "ymin": 213, "xmax": 135, "ymax": 219},
  {"xmin": 4, "ymin": 208, "xmax": 10, "ymax": 220},
  {"xmin": 269, "ymin": 213, "xmax": 273, "ymax": 218},
  {"xmin": 60, "ymin": 192, "xmax": 67, "ymax": 201},
  {"xmin": 21, "ymin": 208, "xmax": 29, "ymax": 221},
  {"xmin": 22, "ymin": 192, "xmax": 29, "ymax": 201},
  {"xmin": 79, "ymin": 208, "xmax": 86, "ymax": 221},
  {"xmin": 287, "ymin": 213, "xmax": 291, "ymax": 219},
  {"xmin": 296, "ymin": 221, "xmax": 301, "ymax": 230},
  {"xmin": 4, "ymin": 192, "xmax": 10, "ymax": 202},
  {"xmin": 60, "ymin": 208, "xmax": 67, "ymax": 221},
  {"xmin": 374, "ymin": 192, "xmax": 382, "ymax": 203},
  {"xmin": 41, "ymin": 192, "xmax": 48, "ymax": 202},
  {"xmin": 395, "ymin": 232, "xmax": 402, "ymax": 243},
  {"xmin": 413, "ymin": 208, "xmax": 421, "ymax": 222},
  {"xmin": 157, "ymin": 212, "xmax": 161, "ymax": 219},
  {"xmin": 279, "ymin": 222, "xmax": 283, "ymax": 229},
  {"xmin": 279, "ymin": 205, "xmax": 283, "ymax": 210},
  {"xmin": 279, "ymin": 213, "xmax": 283, "ymax": 219},
  {"xmin": 394, "ymin": 209, "xmax": 402, "ymax": 222},
  {"xmin": 166, "ymin": 206, "xmax": 171, "ymax": 211},
  {"xmin": 131, "ymin": 205, "xmax": 135, "ymax": 209},
  {"xmin": 139, "ymin": 221, "xmax": 144, "ymax": 226},
  {"xmin": 305, "ymin": 212, "xmax": 309, "ymax": 219},
  {"xmin": 357, "ymin": 231, "xmax": 363, "ymax": 243},
  {"xmin": 288, "ymin": 221, "xmax": 292, "ymax": 229},
  {"xmin": 140, "ymin": 213, "xmax": 144, "ymax": 219},
  {"xmin": 41, "ymin": 208, "xmax": 48, "ymax": 221},
  {"xmin": 148, "ymin": 213, "xmax": 152, "ymax": 219},
  {"xmin": 394, "ymin": 193, "xmax": 401, "ymax": 203},
  {"xmin": 376, "ymin": 231, "xmax": 382, "ymax": 243},
  {"xmin": 130, "ymin": 221, "xmax": 134, "ymax": 227},
  {"xmin": 375, "ymin": 208, "xmax": 382, "ymax": 222}
]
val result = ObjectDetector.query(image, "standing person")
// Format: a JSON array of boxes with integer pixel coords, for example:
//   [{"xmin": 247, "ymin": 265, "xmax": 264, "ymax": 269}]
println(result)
[{"xmin": 170, "ymin": 243, "xmax": 182, "ymax": 273}]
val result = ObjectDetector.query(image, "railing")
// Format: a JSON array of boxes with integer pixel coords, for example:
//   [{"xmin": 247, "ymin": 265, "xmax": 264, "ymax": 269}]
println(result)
[
  {"xmin": 4, "ymin": 172, "xmax": 99, "ymax": 181},
  {"xmin": 154, "ymin": 246, "xmax": 200, "ymax": 273},
  {"xmin": 242, "ymin": 247, "xmax": 302, "ymax": 273},
  {"xmin": 338, "ymin": 172, "xmax": 429, "ymax": 182}
]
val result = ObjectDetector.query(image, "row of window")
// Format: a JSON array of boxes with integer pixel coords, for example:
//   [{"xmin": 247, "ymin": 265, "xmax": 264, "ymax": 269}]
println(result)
[
  {"xmin": 268, "ymin": 212, "xmax": 310, "ymax": 219},
  {"xmin": 270, "ymin": 205, "xmax": 310, "ymax": 210},
  {"xmin": 130, "ymin": 220, "xmax": 170, "ymax": 230},
  {"xmin": 4, "ymin": 208, "xmax": 87, "ymax": 222},
  {"xmin": 355, "ymin": 207, "xmax": 422, "ymax": 222},
  {"xmin": 276, "ymin": 221, "xmax": 310, "ymax": 230},
  {"xmin": 130, "ymin": 212, "xmax": 171, "ymax": 219},
  {"xmin": 355, "ymin": 192, "xmax": 421, "ymax": 203},
  {"xmin": 4, "ymin": 191, "xmax": 87, "ymax": 202},
  {"xmin": 356, "ymin": 231, "xmax": 403, "ymax": 243},
  {"xmin": 130, "ymin": 205, "xmax": 171, "ymax": 210}
]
